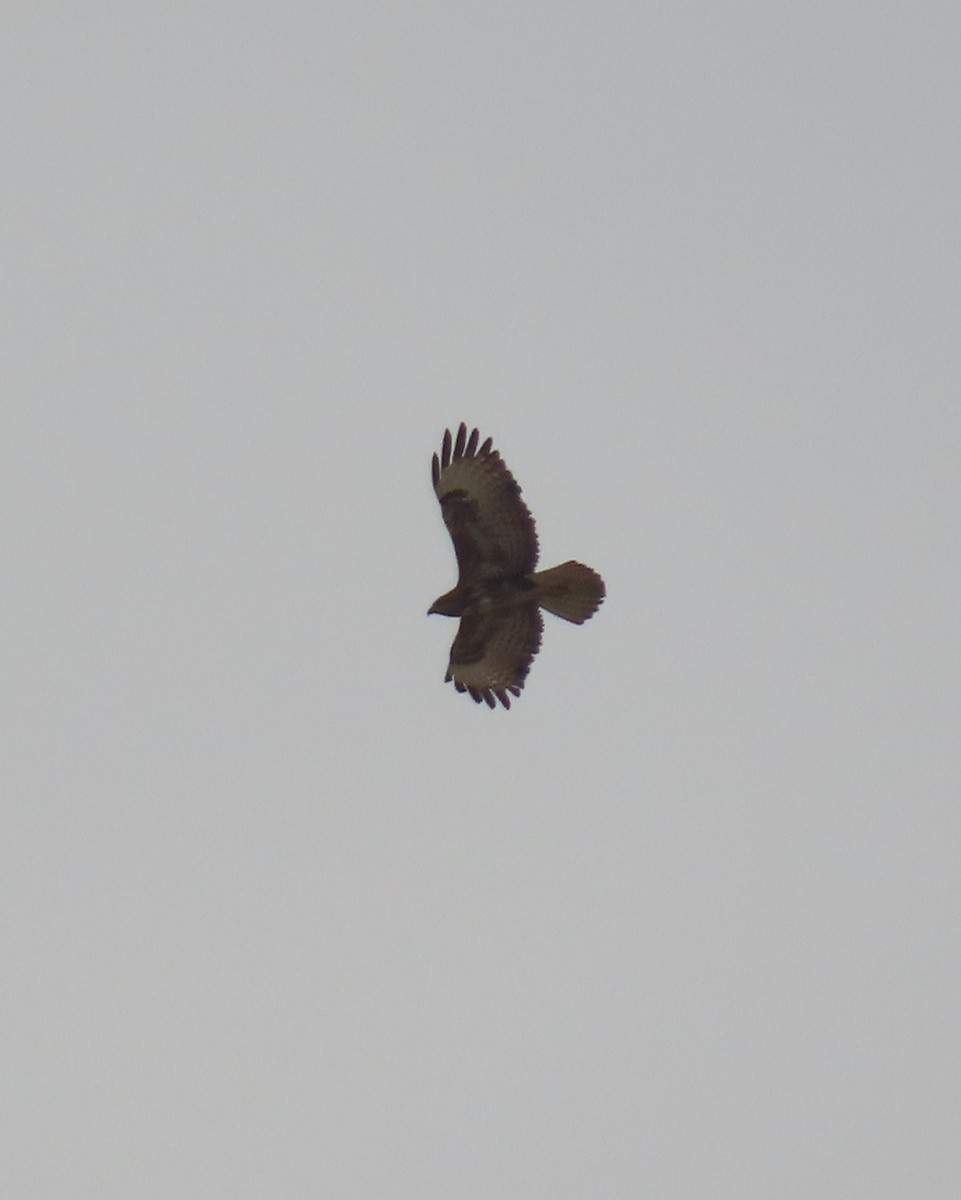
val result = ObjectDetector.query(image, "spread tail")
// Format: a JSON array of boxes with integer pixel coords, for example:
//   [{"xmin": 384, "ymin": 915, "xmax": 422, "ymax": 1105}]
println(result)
[{"xmin": 532, "ymin": 561, "xmax": 605, "ymax": 624}]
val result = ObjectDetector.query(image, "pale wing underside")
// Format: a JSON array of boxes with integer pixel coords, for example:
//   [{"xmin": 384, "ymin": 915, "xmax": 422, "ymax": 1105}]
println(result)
[
  {"xmin": 433, "ymin": 424, "xmax": 538, "ymax": 580},
  {"xmin": 447, "ymin": 605, "xmax": 544, "ymax": 709}
]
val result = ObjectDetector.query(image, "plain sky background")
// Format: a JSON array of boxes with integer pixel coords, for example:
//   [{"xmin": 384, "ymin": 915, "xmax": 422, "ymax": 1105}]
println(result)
[{"xmin": 3, "ymin": 4, "xmax": 960, "ymax": 1196}]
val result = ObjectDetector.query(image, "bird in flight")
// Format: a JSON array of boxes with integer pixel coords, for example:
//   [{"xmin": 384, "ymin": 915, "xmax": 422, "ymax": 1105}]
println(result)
[{"xmin": 429, "ymin": 423, "xmax": 605, "ymax": 708}]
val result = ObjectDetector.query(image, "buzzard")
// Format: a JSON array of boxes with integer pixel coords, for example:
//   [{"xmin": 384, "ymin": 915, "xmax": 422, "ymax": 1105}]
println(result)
[{"xmin": 429, "ymin": 423, "xmax": 605, "ymax": 708}]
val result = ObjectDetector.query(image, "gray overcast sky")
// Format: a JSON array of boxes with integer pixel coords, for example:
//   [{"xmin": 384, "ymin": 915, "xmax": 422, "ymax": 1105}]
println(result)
[{"xmin": 3, "ymin": 4, "xmax": 960, "ymax": 1197}]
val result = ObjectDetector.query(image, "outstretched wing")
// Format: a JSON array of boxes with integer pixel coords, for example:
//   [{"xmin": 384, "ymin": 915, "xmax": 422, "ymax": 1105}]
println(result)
[
  {"xmin": 432, "ymin": 423, "xmax": 538, "ymax": 582},
  {"xmin": 446, "ymin": 604, "xmax": 543, "ymax": 709}
]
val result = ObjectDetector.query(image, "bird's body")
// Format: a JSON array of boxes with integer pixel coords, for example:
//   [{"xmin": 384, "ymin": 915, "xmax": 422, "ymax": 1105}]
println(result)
[{"xmin": 429, "ymin": 423, "xmax": 605, "ymax": 708}]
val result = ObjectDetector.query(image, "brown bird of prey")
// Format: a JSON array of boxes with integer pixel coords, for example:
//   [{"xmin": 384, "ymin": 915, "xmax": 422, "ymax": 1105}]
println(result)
[{"xmin": 429, "ymin": 423, "xmax": 605, "ymax": 708}]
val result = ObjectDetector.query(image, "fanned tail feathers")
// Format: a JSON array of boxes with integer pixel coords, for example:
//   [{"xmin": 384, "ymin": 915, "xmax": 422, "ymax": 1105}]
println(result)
[{"xmin": 532, "ymin": 561, "xmax": 605, "ymax": 624}]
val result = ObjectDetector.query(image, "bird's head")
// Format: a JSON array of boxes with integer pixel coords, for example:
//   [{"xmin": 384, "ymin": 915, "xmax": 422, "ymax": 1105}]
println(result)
[{"xmin": 428, "ymin": 587, "xmax": 463, "ymax": 617}]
